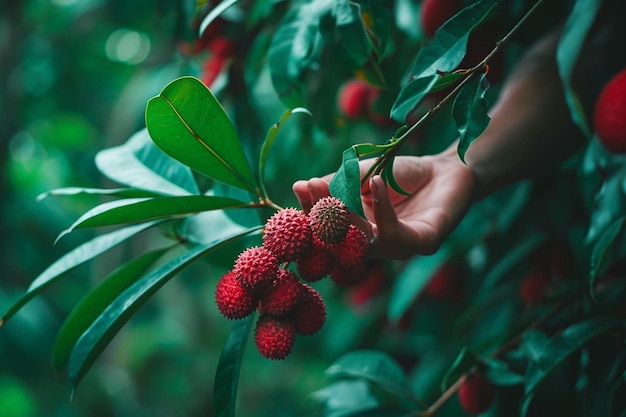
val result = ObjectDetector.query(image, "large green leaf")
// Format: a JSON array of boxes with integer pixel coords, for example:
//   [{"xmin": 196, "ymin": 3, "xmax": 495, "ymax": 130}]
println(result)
[
  {"xmin": 329, "ymin": 146, "xmax": 364, "ymax": 217},
  {"xmin": 213, "ymin": 315, "xmax": 255, "ymax": 417},
  {"xmin": 556, "ymin": 0, "xmax": 601, "ymax": 137},
  {"xmin": 0, "ymin": 221, "xmax": 161, "ymax": 326},
  {"xmin": 145, "ymin": 76, "xmax": 257, "ymax": 192},
  {"xmin": 390, "ymin": 75, "xmax": 438, "ymax": 123},
  {"xmin": 268, "ymin": 0, "xmax": 332, "ymax": 108},
  {"xmin": 520, "ymin": 317, "xmax": 621, "ymax": 417},
  {"xmin": 387, "ymin": 244, "xmax": 452, "ymax": 321},
  {"xmin": 589, "ymin": 217, "xmax": 626, "ymax": 291},
  {"xmin": 67, "ymin": 227, "xmax": 262, "ymax": 392},
  {"xmin": 333, "ymin": 0, "xmax": 372, "ymax": 68},
  {"xmin": 325, "ymin": 350, "xmax": 412, "ymax": 398},
  {"xmin": 585, "ymin": 166, "xmax": 626, "ymax": 244},
  {"xmin": 258, "ymin": 107, "xmax": 311, "ymax": 198},
  {"xmin": 57, "ymin": 195, "xmax": 251, "ymax": 240},
  {"xmin": 352, "ymin": 0, "xmax": 392, "ymax": 60},
  {"xmin": 452, "ymin": 72, "xmax": 491, "ymax": 162},
  {"xmin": 95, "ymin": 128, "xmax": 199, "ymax": 196},
  {"xmin": 52, "ymin": 247, "xmax": 172, "ymax": 372},
  {"xmin": 37, "ymin": 187, "xmax": 163, "ymax": 202}
]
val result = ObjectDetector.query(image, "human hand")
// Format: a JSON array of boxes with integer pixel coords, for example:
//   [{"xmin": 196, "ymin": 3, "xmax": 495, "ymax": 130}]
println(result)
[{"xmin": 292, "ymin": 151, "xmax": 477, "ymax": 260}]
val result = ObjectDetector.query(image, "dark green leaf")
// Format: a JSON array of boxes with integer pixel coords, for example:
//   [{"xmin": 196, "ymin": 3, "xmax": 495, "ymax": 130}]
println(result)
[
  {"xmin": 68, "ymin": 226, "xmax": 262, "ymax": 392},
  {"xmin": 37, "ymin": 187, "xmax": 163, "ymax": 202},
  {"xmin": 258, "ymin": 107, "xmax": 311, "ymax": 197},
  {"xmin": 352, "ymin": 0, "xmax": 393, "ymax": 60},
  {"xmin": 213, "ymin": 315, "xmax": 254, "ymax": 417},
  {"xmin": 520, "ymin": 317, "xmax": 622, "ymax": 417},
  {"xmin": 390, "ymin": 75, "xmax": 438, "ymax": 123},
  {"xmin": 453, "ymin": 72, "xmax": 491, "ymax": 162},
  {"xmin": 312, "ymin": 380, "xmax": 379, "ymax": 414},
  {"xmin": 353, "ymin": 143, "xmax": 391, "ymax": 159},
  {"xmin": 589, "ymin": 217, "xmax": 626, "ymax": 291},
  {"xmin": 440, "ymin": 347, "xmax": 480, "ymax": 392},
  {"xmin": 483, "ymin": 358, "xmax": 525, "ymax": 386},
  {"xmin": 95, "ymin": 129, "xmax": 200, "ymax": 196},
  {"xmin": 586, "ymin": 166, "xmax": 626, "ymax": 244},
  {"xmin": 198, "ymin": 0, "xmax": 238, "ymax": 37},
  {"xmin": 52, "ymin": 247, "xmax": 172, "ymax": 372},
  {"xmin": 57, "ymin": 195, "xmax": 250, "ymax": 240},
  {"xmin": 382, "ymin": 158, "xmax": 411, "ymax": 196},
  {"xmin": 387, "ymin": 244, "xmax": 452, "ymax": 321},
  {"xmin": 325, "ymin": 350, "xmax": 412, "ymax": 398},
  {"xmin": 0, "ymin": 221, "xmax": 160, "ymax": 326},
  {"xmin": 145, "ymin": 76, "xmax": 257, "ymax": 192},
  {"xmin": 556, "ymin": 0, "xmax": 601, "ymax": 137},
  {"xmin": 333, "ymin": 0, "xmax": 372, "ymax": 67},
  {"xmin": 329, "ymin": 147, "xmax": 364, "ymax": 217}
]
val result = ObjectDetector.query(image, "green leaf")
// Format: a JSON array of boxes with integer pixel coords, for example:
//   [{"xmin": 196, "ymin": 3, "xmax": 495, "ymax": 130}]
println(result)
[
  {"xmin": 586, "ymin": 166, "xmax": 626, "ymax": 244},
  {"xmin": 382, "ymin": 159, "xmax": 411, "ymax": 197},
  {"xmin": 325, "ymin": 350, "xmax": 412, "ymax": 398},
  {"xmin": 57, "ymin": 195, "xmax": 250, "ymax": 240},
  {"xmin": 387, "ymin": 244, "xmax": 451, "ymax": 321},
  {"xmin": 268, "ymin": 0, "xmax": 332, "ymax": 107},
  {"xmin": 329, "ymin": 146, "xmax": 364, "ymax": 217},
  {"xmin": 198, "ymin": 0, "xmax": 238, "ymax": 37},
  {"xmin": 258, "ymin": 107, "xmax": 312, "ymax": 197},
  {"xmin": 213, "ymin": 315, "xmax": 255, "ymax": 417},
  {"xmin": 95, "ymin": 128, "xmax": 200, "ymax": 196},
  {"xmin": 352, "ymin": 0, "xmax": 393, "ymax": 60},
  {"xmin": 333, "ymin": 0, "xmax": 372, "ymax": 68},
  {"xmin": 145, "ymin": 76, "xmax": 257, "ymax": 192},
  {"xmin": 589, "ymin": 217, "xmax": 626, "ymax": 291},
  {"xmin": 68, "ymin": 226, "xmax": 262, "ymax": 392},
  {"xmin": 353, "ymin": 143, "xmax": 391, "ymax": 159},
  {"xmin": 52, "ymin": 247, "xmax": 172, "ymax": 372},
  {"xmin": 37, "ymin": 187, "xmax": 163, "ymax": 202},
  {"xmin": 0, "ymin": 221, "xmax": 160, "ymax": 326},
  {"xmin": 440, "ymin": 347, "xmax": 480, "ymax": 392},
  {"xmin": 556, "ymin": 0, "xmax": 601, "ymax": 137},
  {"xmin": 483, "ymin": 358, "xmax": 525, "ymax": 386},
  {"xmin": 390, "ymin": 75, "xmax": 438, "ymax": 123},
  {"xmin": 453, "ymin": 72, "xmax": 491, "ymax": 163},
  {"xmin": 520, "ymin": 317, "xmax": 622, "ymax": 417}
]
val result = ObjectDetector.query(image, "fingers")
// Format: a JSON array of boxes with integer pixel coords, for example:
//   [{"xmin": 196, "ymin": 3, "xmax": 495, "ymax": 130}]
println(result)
[{"xmin": 291, "ymin": 177, "xmax": 331, "ymax": 213}]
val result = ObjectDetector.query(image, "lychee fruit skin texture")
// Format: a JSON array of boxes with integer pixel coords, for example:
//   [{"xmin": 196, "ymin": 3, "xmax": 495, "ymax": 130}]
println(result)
[
  {"xmin": 254, "ymin": 315, "xmax": 296, "ymax": 360},
  {"xmin": 594, "ymin": 68, "xmax": 626, "ymax": 153},
  {"xmin": 331, "ymin": 225, "xmax": 369, "ymax": 269},
  {"xmin": 296, "ymin": 237, "xmax": 335, "ymax": 282},
  {"xmin": 338, "ymin": 80, "xmax": 371, "ymax": 119},
  {"xmin": 214, "ymin": 271, "xmax": 257, "ymax": 319},
  {"xmin": 458, "ymin": 373, "xmax": 496, "ymax": 415},
  {"xmin": 309, "ymin": 196, "xmax": 352, "ymax": 244},
  {"xmin": 294, "ymin": 284, "xmax": 327, "ymax": 335},
  {"xmin": 259, "ymin": 268, "xmax": 302, "ymax": 316},
  {"xmin": 420, "ymin": 0, "xmax": 463, "ymax": 38},
  {"xmin": 232, "ymin": 246, "xmax": 279, "ymax": 291},
  {"xmin": 263, "ymin": 208, "xmax": 312, "ymax": 262}
]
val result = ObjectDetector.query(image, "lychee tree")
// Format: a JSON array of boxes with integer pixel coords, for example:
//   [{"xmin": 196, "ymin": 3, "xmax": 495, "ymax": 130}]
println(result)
[{"xmin": 2, "ymin": 0, "xmax": 626, "ymax": 416}]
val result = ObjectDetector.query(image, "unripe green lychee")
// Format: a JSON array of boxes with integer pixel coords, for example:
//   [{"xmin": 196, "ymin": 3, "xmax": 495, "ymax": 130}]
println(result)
[
  {"xmin": 259, "ymin": 268, "xmax": 302, "ymax": 316},
  {"xmin": 254, "ymin": 315, "xmax": 296, "ymax": 360},
  {"xmin": 214, "ymin": 271, "xmax": 257, "ymax": 319},
  {"xmin": 232, "ymin": 246, "xmax": 279, "ymax": 291},
  {"xmin": 263, "ymin": 208, "xmax": 312, "ymax": 261},
  {"xmin": 309, "ymin": 196, "xmax": 351, "ymax": 244}
]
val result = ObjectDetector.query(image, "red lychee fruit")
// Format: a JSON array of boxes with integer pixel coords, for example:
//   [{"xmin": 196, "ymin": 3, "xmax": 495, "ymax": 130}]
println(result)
[
  {"xmin": 424, "ymin": 263, "xmax": 464, "ymax": 302},
  {"xmin": 232, "ymin": 246, "xmax": 279, "ymax": 291},
  {"xmin": 348, "ymin": 262, "xmax": 386, "ymax": 306},
  {"xmin": 309, "ymin": 196, "xmax": 352, "ymax": 244},
  {"xmin": 263, "ymin": 208, "xmax": 312, "ymax": 262},
  {"xmin": 458, "ymin": 373, "xmax": 496, "ymax": 415},
  {"xmin": 296, "ymin": 236, "xmax": 335, "ymax": 282},
  {"xmin": 420, "ymin": 0, "xmax": 463, "ymax": 38},
  {"xmin": 214, "ymin": 271, "xmax": 257, "ymax": 319},
  {"xmin": 520, "ymin": 269, "xmax": 551, "ymax": 306},
  {"xmin": 293, "ymin": 284, "xmax": 327, "ymax": 335},
  {"xmin": 331, "ymin": 225, "xmax": 369, "ymax": 269},
  {"xmin": 259, "ymin": 268, "xmax": 302, "ymax": 316},
  {"xmin": 330, "ymin": 262, "xmax": 366, "ymax": 287},
  {"xmin": 338, "ymin": 79, "xmax": 372, "ymax": 119},
  {"xmin": 201, "ymin": 56, "xmax": 225, "ymax": 88},
  {"xmin": 594, "ymin": 68, "xmax": 626, "ymax": 153},
  {"xmin": 208, "ymin": 36, "xmax": 235, "ymax": 59},
  {"xmin": 254, "ymin": 315, "xmax": 296, "ymax": 360}
]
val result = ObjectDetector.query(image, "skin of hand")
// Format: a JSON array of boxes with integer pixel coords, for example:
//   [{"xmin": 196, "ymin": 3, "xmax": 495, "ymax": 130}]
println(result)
[{"xmin": 293, "ymin": 149, "xmax": 477, "ymax": 260}]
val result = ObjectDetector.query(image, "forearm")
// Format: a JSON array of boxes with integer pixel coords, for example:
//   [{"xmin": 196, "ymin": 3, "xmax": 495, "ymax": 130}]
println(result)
[{"xmin": 463, "ymin": 30, "xmax": 583, "ymax": 200}]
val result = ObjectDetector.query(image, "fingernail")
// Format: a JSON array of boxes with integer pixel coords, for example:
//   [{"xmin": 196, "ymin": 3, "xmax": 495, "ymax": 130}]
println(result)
[{"xmin": 370, "ymin": 176, "xmax": 379, "ymax": 203}]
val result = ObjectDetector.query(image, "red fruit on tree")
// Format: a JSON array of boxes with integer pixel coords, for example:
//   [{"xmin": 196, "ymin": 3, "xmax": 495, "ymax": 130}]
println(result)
[
  {"xmin": 424, "ymin": 263, "xmax": 464, "ymax": 301},
  {"xmin": 263, "ymin": 208, "xmax": 312, "ymax": 262},
  {"xmin": 293, "ymin": 283, "xmax": 327, "ymax": 335},
  {"xmin": 458, "ymin": 373, "xmax": 496, "ymax": 415},
  {"xmin": 296, "ymin": 236, "xmax": 335, "ymax": 282},
  {"xmin": 420, "ymin": 0, "xmax": 463, "ymax": 38},
  {"xmin": 331, "ymin": 225, "xmax": 369, "ymax": 269},
  {"xmin": 214, "ymin": 271, "xmax": 257, "ymax": 319},
  {"xmin": 259, "ymin": 268, "xmax": 302, "ymax": 316},
  {"xmin": 338, "ymin": 79, "xmax": 372, "ymax": 119},
  {"xmin": 520, "ymin": 269, "xmax": 551, "ymax": 306},
  {"xmin": 208, "ymin": 36, "xmax": 235, "ymax": 59},
  {"xmin": 594, "ymin": 68, "xmax": 626, "ymax": 153},
  {"xmin": 200, "ymin": 56, "xmax": 225, "ymax": 88},
  {"xmin": 232, "ymin": 246, "xmax": 279, "ymax": 291},
  {"xmin": 254, "ymin": 315, "xmax": 296, "ymax": 360},
  {"xmin": 309, "ymin": 196, "xmax": 351, "ymax": 244},
  {"xmin": 348, "ymin": 262, "xmax": 386, "ymax": 306}
]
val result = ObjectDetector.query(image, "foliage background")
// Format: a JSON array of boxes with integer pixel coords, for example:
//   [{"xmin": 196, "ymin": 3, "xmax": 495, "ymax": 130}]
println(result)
[{"xmin": 1, "ymin": 0, "xmax": 626, "ymax": 417}]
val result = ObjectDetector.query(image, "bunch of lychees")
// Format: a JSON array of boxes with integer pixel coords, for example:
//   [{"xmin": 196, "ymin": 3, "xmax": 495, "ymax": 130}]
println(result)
[{"xmin": 214, "ymin": 196, "xmax": 369, "ymax": 359}]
